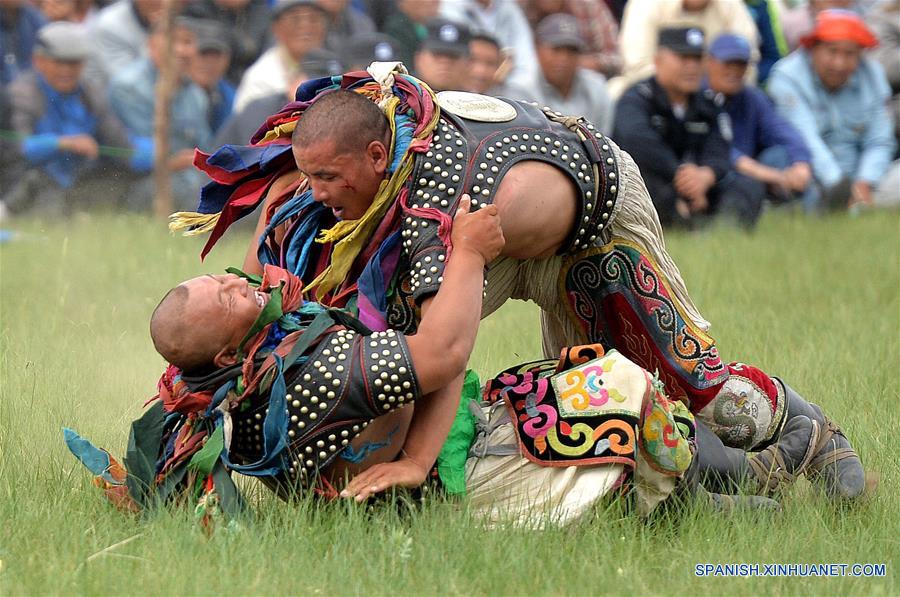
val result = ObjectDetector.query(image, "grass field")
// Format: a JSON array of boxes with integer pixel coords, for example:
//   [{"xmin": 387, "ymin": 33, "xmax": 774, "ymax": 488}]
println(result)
[{"xmin": 1, "ymin": 209, "xmax": 898, "ymax": 596}]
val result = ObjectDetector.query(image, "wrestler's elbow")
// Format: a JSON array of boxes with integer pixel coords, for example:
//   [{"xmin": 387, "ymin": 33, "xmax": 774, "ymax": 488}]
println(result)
[{"xmin": 407, "ymin": 334, "xmax": 470, "ymax": 395}]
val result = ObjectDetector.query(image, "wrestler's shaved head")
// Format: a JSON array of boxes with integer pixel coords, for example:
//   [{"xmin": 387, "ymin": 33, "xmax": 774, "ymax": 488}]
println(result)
[
  {"xmin": 150, "ymin": 284, "xmax": 218, "ymax": 373},
  {"xmin": 150, "ymin": 273, "xmax": 268, "ymax": 373},
  {"xmin": 292, "ymin": 89, "xmax": 390, "ymax": 154}
]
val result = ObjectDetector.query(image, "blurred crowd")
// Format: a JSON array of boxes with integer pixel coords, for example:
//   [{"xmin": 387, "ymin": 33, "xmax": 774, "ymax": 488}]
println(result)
[{"xmin": 1, "ymin": 0, "xmax": 898, "ymax": 227}]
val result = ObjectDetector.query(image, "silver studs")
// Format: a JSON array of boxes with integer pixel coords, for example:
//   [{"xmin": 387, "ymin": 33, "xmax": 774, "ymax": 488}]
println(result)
[{"xmin": 610, "ymin": 185, "xmax": 617, "ymax": 194}]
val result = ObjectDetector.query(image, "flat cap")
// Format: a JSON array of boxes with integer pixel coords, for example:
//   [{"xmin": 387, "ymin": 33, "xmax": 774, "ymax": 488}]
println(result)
[{"xmin": 34, "ymin": 22, "xmax": 91, "ymax": 61}]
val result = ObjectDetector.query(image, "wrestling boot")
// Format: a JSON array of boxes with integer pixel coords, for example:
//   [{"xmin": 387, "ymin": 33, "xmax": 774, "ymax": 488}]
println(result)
[
  {"xmin": 694, "ymin": 417, "xmax": 818, "ymax": 497},
  {"xmin": 746, "ymin": 415, "xmax": 819, "ymax": 496},
  {"xmin": 777, "ymin": 379, "xmax": 866, "ymax": 499},
  {"xmin": 677, "ymin": 435, "xmax": 781, "ymax": 513}
]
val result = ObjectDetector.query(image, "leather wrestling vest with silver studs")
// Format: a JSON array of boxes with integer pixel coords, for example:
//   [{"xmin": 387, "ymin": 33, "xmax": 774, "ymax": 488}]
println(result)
[
  {"xmin": 387, "ymin": 98, "xmax": 621, "ymax": 333},
  {"xmin": 227, "ymin": 327, "xmax": 418, "ymax": 495}
]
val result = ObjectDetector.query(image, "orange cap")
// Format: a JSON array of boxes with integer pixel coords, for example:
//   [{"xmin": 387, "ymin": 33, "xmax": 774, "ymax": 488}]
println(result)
[{"xmin": 800, "ymin": 9, "xmax": 878, "ymax": 49}]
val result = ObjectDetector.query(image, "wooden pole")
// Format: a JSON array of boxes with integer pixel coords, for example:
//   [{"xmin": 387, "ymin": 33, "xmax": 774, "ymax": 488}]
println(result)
[{"xmin": 152, "ymin": 0, "xmax": 177, "ymax": 219}]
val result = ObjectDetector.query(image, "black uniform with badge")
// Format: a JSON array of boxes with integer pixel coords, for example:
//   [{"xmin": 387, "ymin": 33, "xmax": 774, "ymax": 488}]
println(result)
[{"xmin": 612, "ymin": 28, "xmax": 763, "ymax": 227}]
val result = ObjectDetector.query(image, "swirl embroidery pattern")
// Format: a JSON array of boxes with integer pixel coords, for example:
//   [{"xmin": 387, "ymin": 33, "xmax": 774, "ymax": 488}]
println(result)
[{"xmin": 561, "ymin": 241, "xmax": 728, "ymax": 411}]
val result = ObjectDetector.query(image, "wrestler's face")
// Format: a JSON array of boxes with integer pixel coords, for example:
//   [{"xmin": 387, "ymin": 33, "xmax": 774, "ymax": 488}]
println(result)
[
  {"xmin": 811, "ymin": 40, "xmax": 862, "ymax": 91},
  {"xmin": 293, "ymin": 136, "xmax": 389, "ymax": 221},
  {"xmin": 181, "ymin": 274, "xmax": 270, "ymax": 353}
]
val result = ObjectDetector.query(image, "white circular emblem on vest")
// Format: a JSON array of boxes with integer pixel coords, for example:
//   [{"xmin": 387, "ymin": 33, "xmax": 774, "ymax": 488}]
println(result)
[{"xmin": 435, "ymin": 91, "xmax": 518, "ymax": 122}]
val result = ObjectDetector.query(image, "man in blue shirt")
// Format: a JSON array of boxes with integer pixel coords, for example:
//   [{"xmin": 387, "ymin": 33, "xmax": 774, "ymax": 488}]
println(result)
[
  {"xmin": 3, "ymin": 22, "xmax": 152, "ymax": 216},
  {"xmin": 705, "ymin": 33, "xmax": 813, "ymax": 206},
  {"xmin": 768, "ymin": 9, "xmax": 897, "ymax": 211}
]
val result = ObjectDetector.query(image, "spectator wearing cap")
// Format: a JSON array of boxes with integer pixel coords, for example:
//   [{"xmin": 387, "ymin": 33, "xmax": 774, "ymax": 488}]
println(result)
[
  {"xmin": 188, "ymin": 20, "xmax": 236, "ymax": 136},
  {"xmin": 214, "ymin": 48, "xmax": 344, "ymax": 147},
  {"xmin": 85, "ymin": 0, "xmax": 164, "ymax": 84},
  {"xmin": 3, "ymin": 22, "xmax": 151, "ymax": 215},
  {"xmin": 614, "ymin": 27, "xmax": 764, "ymax": 228},
  {"xmin": 233, "ymin": 0, "xmax": 328, "ymax": 112},
  {"xmin": 768, "ymin": 9, "xmax": 898, "ymax": 210},
  {"xmin": 521, "ymin": 0, "xmax": 623, "ymax": 77},
  {"xmin": 704, "ymin": 33, "xmax": 813, "ymax": 206},
  {"xmin": 413, "ymin": 18, "xmax": 471, "ymax": 92},
  {"xmin": 382, "ymin": 0, "xmax": 440, "ymax": 68},
  {"xmin": 440, "ymin": 0, "xmax": 539, "ymax": 90},
  {"xmin": 317, "ymin": 0, "xmax": 376, "ymax": 55},
  {"xmin": 612, "ymin": 0, "xmax": 759, "ymax": 97},
  {"xmin": 108, "ymin": 17, "xmax": 212, "ymax": 211},
  {"xmin": 183, "ymin": 0, "xmax": 272, "ymax": 87},
  {"xmin": 512, "ymin": 13, "xmax": 613, "ymax": 133},
  {"xmin": 467, "ymin": 30, "xmax": 513, "ymax": 95},
  {"xmin": 0, "ymin": 0, "xmax": 48, "ymax": 84},
  {"xmin": 342, "ymin": 33, "xmax": 401, "ymax": 71}
]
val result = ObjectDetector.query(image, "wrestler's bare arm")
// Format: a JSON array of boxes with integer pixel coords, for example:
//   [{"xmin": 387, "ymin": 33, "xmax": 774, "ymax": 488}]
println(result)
[
  {"xmin": 341, "ymin": 199, "xmax": 504, "ymax": 499},
  {"xmin": 405, "ymin": 197, "xmax": 503, "ymax": 394}
]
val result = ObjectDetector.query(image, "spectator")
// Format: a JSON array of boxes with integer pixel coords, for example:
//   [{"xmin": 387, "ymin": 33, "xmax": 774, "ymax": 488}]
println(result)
[
  {"xmin": 3, "ymin": 22, "xmax": 150, "ymax": 215},
  {"xmin": 383, "ymin": 0, "xmax": 441, "ymax": 67},
  {"xmin": 86, "ymin": 0, "xmax": 163, "ymax": 84},
  {"xmin": 467, "ymin": 30, "xmax": 512, "ymax": 95},
  {"xmin": 214, "ymin": 49, "xmax": 343, "ymax": 146},
  {"xmin": 744, "ymin": 0, "xmax": 789, "ymax": 83},
  {"xmin": 183, "ymin": 0, "xmax": 272, "ymax": 87},
  {"xmin": 521, "ymin": 0, "xmax": 623, "ymax": 77},
  {"xmin": 768, "ymin": 9, "xmax": 898, "ymax": 210},
  {"xmin": 233, "ymin": 0, "xmax": 328, "ymax": 112},
  {"xmin": 37, "ymin": 0, "xmax": 95, "ymax": 23},
  {"xmin": 108, "ymin": 17, "xmax": 211, "ymax": 210},
  {"xmin": 381, "ymin": 0, "xmax": 439, "ymax": 67},
  {"xmin": 317, "ymin": 0, "xmax": 376, "ymax": 53},
  {"xmin": 705, "ymin": 33, "xmax": 813, "ymax": 205},
  {"xmin": 189, "ymin": 20, "xmax": 236, "ymax": 136},
  {"xmin": 342, "ymin": 33, "xmax": 401, "ymax": 71},
  {"xmin": 413, "ymin": 18, "xmax": 471, "ymax": 92},
  {"xmin": 510, "ymin": 14, "xmax": 613, "ymax": 133},
  {"xmin": 614, "ymin": 27, "xmax": 764, "ymax": 228},
  {"xmin": 867, "ymin": 0, "xmax": 900, "ymax": 149},
  {"xmin": 440, "ymin": 0, "xmax": 539, "ymax": 89},
  {"xmin": 612, "ymin": 0, "xmax": 759, "ymax": 97},
  {"xmin": 0, "ymin": 87, "xmax": 21, "ymax": 207},
  {"xmin": 781, "ymin": 0, "xmax": 854, "ymax": 51},
  {"xmin": 0, "ymin": 0, "xmax": 47, "ymax": 84}
]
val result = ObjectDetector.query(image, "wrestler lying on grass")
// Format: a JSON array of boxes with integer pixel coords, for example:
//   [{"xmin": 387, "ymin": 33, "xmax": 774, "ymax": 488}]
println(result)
[{"xmin": 65, "ymin": 198, "xmax": 817, "ymax": 527}]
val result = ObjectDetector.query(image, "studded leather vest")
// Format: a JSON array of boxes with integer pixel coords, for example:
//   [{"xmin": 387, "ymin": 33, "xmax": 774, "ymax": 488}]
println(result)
[
  {"xmin": 387, "ymin": 99, "xmax": 621, "ymax": 333},
  {"xmin": 228, "ymin": 327, "xmax": 418, "ymax": 494}
]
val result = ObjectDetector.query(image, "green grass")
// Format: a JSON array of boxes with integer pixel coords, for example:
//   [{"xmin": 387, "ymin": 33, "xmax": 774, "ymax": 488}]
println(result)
[{"xmin": 1, "ymin": 209, "xmax": 898, "ymax": 595}]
